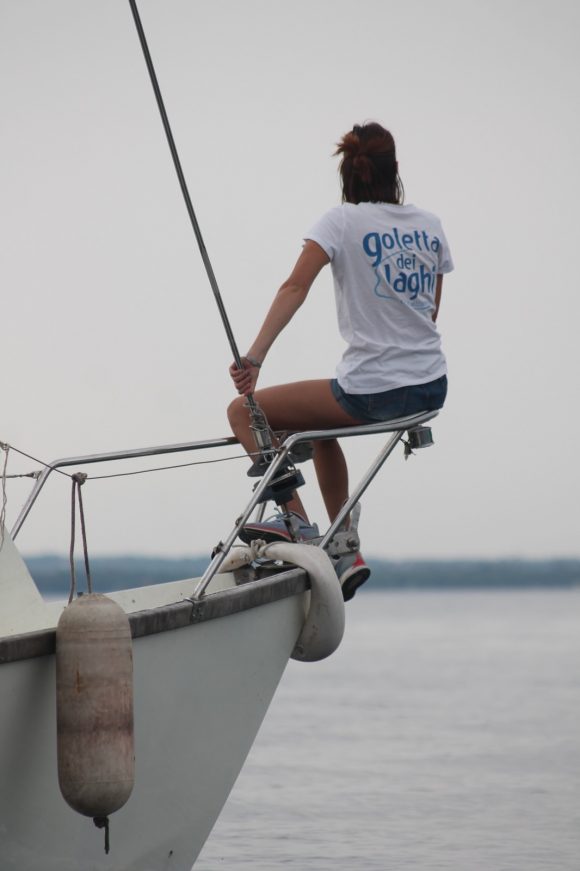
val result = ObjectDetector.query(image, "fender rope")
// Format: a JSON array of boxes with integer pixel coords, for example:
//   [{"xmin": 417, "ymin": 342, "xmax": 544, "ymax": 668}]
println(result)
[
  {"xmin": 0, "ymin": 442, "xmax": 9, "ymax": 550},
  {"xmin": 68, "ymin": 473, "xmax": 93, "ymax": 603}
]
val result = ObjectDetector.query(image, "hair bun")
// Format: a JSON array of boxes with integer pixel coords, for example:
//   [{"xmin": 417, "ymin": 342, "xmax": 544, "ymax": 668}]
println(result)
[
  {"xmin": 352, "ymin": 153, "xmax": 373, "ymax": 183},
  {"xmin": 338, "ymin": 130, "xmax": 361, "ymax": 159},
  {"xmin": 334, "ymin": 122, "xmax": 403, "ymax": 205},
  {"xmin": 336, "ymin": 131, "xmax": 374, "ymax": 182}
]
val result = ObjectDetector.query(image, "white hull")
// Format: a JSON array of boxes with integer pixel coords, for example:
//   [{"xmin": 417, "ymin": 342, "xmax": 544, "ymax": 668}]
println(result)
[{"xmin": 0, "ymin": 533, "xmax": 307, "ymax": 870}]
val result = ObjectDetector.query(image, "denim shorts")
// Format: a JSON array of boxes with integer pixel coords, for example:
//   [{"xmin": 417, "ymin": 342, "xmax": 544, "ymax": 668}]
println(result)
[{"xmin": 330, "ymin": 374, "xmax": 448, "ymax": 424}]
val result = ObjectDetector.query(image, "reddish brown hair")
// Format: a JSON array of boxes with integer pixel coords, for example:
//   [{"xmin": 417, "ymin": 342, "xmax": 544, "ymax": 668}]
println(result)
[{"xmin": 335, "ymin": 122, "xmax": 404, "ymax": 205}]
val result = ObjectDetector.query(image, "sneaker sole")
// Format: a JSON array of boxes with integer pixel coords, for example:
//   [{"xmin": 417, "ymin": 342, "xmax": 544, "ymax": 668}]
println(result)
[
  {"xmin": 239, "ymin": 524, "xmax": 322, "ymax": 546},
  {"xmin": 341, "ymin": 567, "xmax": 371, "ymax": 602},
  {"xmin": 239, "ymin": 526, "xmax": 294, "ymax": 545}
]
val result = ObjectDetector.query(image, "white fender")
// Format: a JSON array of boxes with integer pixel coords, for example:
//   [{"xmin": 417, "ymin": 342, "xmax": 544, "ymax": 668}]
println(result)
[
  {"xmin": 56, "ymin": 594, "xmax": 134, "ymax": 819},
  {"xmin": 261, "ymin": 542, "xmax": 345, "ymax": 662}
]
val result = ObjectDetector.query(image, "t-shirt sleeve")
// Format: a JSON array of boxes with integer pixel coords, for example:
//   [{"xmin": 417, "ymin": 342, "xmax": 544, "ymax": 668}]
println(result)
[
  {"xmin": 437, "ymin": 222, "xmax": 454, "ymax": 274},
  {"xmin": 304, "ymin": 207, "xmax": 344, "ymax": 261}
]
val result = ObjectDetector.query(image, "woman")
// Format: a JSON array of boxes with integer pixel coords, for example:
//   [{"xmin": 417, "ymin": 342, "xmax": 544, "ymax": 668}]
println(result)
[{"xmin": 228, "ymin": 122, "xmax": 453, "ymax": 600}]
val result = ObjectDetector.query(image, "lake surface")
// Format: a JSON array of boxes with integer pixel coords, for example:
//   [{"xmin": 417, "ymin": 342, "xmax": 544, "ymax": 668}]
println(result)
[{"xmin": 196, "ymin": 588, "xmax": 580, "ymax": 871}]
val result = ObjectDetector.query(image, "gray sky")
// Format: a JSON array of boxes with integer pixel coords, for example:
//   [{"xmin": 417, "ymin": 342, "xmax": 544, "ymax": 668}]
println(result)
[{"xmin": 2, "ymin": 0, "xmax": 579, "ymax": 559}]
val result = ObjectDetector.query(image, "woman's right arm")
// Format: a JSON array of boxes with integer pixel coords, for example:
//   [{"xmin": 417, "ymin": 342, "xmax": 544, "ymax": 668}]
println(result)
[{"xmin": 230, "ymin": 240, "xmax": 330, "ymax": 395}]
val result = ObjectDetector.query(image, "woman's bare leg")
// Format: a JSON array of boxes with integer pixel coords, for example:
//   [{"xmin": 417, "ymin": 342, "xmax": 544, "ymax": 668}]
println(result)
[
  {"xmin": 227, "ymin": 380, "xmax": 361, "ymax": 522},
  {"xmin": 313, "ymin": 439, "xmax": 349, "ymax": 522}
]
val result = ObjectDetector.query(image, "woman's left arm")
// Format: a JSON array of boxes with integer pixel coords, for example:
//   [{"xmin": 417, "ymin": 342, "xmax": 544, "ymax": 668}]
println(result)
[
  {"xmin": 230, "ymin": 240, "xmax": 329, "ymax": 395},
  {"xmin": 432, "ymin": 274, "xmax": 443, "ymax": 322}
]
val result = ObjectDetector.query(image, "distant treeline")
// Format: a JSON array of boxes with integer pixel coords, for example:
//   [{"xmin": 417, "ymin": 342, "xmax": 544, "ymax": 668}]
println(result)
[
  {"xmin": 24, "ymin": 555, "xmax": 211, "ymax": 595},
  {"xmin": 23, "ymin": 554, "xmax": 580, "ymax": 595}
]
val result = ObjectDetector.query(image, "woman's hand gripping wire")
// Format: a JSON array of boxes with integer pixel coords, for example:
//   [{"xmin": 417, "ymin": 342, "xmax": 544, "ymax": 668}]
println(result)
[{"xmin": 229, "ymin": 356, "xmax": 261, "ymax": 396}]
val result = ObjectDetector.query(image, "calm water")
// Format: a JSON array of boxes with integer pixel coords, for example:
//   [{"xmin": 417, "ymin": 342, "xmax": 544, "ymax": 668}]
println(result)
[{"xmin": 196, "ymin": 589, "xmax": 580, "ymax": 871}]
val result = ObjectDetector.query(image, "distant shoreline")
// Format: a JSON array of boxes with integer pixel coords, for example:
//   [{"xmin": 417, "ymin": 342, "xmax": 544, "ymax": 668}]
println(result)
[{"xmin": 22, "ymin": 555, "xmax": 580, "ymax": 595}]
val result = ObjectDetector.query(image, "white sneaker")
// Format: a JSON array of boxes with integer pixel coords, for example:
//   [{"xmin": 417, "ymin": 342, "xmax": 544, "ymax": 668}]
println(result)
[{"xmin": 335, "ymin": 552, "xmax": 371, "ymax": 601}]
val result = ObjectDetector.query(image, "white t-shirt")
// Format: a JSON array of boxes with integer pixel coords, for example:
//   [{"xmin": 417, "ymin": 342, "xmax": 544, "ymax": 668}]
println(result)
[{"xmin": 305, "ymin": 202, "xmax": 454, "ymax": 393}]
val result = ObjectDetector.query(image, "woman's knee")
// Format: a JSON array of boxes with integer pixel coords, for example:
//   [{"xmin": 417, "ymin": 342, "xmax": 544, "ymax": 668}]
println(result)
[{"xmin": 227, "ymin": 396, "xmax": 248, "ymax": 432}]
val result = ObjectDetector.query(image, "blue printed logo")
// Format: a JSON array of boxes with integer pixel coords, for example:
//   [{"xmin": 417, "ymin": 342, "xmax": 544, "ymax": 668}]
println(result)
[{"xmin": 362, "ymin": 228, "xmax": 439, "ymax": 310}]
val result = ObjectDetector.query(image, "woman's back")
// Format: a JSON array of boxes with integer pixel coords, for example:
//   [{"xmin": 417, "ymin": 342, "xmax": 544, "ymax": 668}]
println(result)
[{"xmin": 306, "ymin": 201, "xmax": 453, "ymax": 392}]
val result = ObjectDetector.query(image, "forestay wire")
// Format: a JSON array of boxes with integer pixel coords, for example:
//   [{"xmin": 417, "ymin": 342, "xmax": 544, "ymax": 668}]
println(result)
[{"xmin": 127, "ymin": 0, "xmax": 275, "ymax": 462}]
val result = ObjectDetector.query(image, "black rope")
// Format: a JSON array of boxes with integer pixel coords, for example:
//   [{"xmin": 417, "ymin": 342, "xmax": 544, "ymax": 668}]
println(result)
[
  {"xmin": 127, "ymin": 0, "xmax": 242, "ymax": 368},
  {"xmin": 126, "ymin": 0, "xmax": 276, "ymax": 460},
  {"xmin": 68, "ymin": 478, "xmax": 77, "ymax": 603},
  {"xmin": 0, "ymin": 443, "xmax": 8, "ymax": 549}
]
